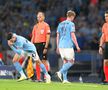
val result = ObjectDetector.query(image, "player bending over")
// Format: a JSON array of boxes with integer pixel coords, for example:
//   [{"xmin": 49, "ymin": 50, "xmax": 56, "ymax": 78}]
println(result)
[{"xmin": 7, "ymin": 32, "xmax": 51, "ymax": 83}]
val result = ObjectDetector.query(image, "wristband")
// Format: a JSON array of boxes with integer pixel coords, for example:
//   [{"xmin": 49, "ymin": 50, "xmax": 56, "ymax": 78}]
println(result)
[
  {"xmin": 99, "ymin": 46, "xmax": 102, "ymax": 48},
  {"xmin": 99, "ymin": 46, "xmax": 103, "ymax": 49},
  {"xmin": 44, "ymin": 47, "xmax": 48, "ymax": 49}
]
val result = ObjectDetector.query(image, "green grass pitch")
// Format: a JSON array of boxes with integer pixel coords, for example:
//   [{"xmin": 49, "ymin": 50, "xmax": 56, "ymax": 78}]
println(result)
[{"xmin": 0, "ymin": 79, "xmax": 108, "ymax": 90}]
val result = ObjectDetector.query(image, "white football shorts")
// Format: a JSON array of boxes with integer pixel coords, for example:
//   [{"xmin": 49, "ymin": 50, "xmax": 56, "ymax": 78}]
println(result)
[
  {"xmin": 21, "ymin": 50, "xmax": 40, "ymax": 61},
  {"xmin": 59, "ymin": 48, "xmax": 75, "ymax": 61}
]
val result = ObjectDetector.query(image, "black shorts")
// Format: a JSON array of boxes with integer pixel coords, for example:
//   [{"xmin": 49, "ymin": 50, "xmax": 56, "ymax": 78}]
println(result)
[
  {"xmin": 103, "ymin": 42, "xmax": 108, "ymax": 59},
  {"xmin": 34, "ymin": 43, "xmax": 47, "ymax": 60}
]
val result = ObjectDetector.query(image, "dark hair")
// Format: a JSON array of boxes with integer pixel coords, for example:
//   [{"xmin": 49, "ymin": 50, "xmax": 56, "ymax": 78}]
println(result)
[{"xmin": 7, "ymin": 32, "xmax": 13, "ymax": 40}]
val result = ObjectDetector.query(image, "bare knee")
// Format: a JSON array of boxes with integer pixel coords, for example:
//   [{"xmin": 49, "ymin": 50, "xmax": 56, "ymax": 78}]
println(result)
[
  {"xmin": 36, "ymin": 60, "xmax": 42, "ymax": 65},
  {"xmin": 42, "ymin": 60, "xmax": 47, "ymax": 65},
  {"xmin": 13, "ymin": 54, "xmax": 21, "ymax": 63},
  {"xmin": 64, "ymin": 59, "xmax": 74, "ymax": 64}
]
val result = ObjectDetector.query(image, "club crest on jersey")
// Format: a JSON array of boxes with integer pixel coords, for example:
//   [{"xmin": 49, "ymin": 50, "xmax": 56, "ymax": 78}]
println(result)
[{"xmin": 40, "ymin": 29, "xmax": 44, "ymax": 34}]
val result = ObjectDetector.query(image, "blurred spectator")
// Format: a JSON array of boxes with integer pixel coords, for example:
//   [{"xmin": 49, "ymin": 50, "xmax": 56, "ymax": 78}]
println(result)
[
  {"xmin": 0, "ymin": 0, "xmax": 108, "ymax": 50},
  {"xmin": 0, "ymin": 53, "xmax": 4, "ymax": 65}
]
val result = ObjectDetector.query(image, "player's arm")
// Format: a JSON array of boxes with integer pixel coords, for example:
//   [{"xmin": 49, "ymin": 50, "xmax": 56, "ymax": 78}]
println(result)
[
  {"xmin": 45, "ymin": 33, "xmax": 50, "ymax": 48},
  {"xmin": 43, "ymin": 33, "xmax": 50, "ymax": 55},
  {"xmin": 70, "ymin": 22, "xmax": 80, "ymax": 52},
  {"xmin": 99, "ymin": 23, "xmax": 106, "ymax": 54},
  {"xmin": 31, "ymin": 26, "xmax": 35, "ymax": 43},
  {"xmin": 56, "ymin": 24, "xmax": 60, "ymax": 49},
  {"xmin": 99, "ymin": 23, "xmax": 106, "ymax": 47},
  {"xmin": 99, "ymin": 33, "xmax": 105, "ymax": 47},
  {"xmin": 43, "ymin": 24, "xmax": 51, "ymax": 55},
  {"xmin": 71, "ymin": 32, "xmax": 80, "ymax": 52},
  {"xmin": 10, "ymin": 45, "xmax": 23, "ymax": 55},
  {"xmin": 56, "ymin": 33, "xmax": 59, "ymax": 49},
  {"xmin": 56, "ymin": 24, "xmax": 61, "ymax": 54},
  {"xmin": 44, "ymin": 24, "xmax": 51, "ymax": 49},
  {"xmin": 10, "ymin": 40, "xmax": 24, "ymax": 55},
  {"xmin": 56, "ymin": 33, "xmax": 60, "ymax": 54},
  {"xmin": 99, "ymin": 33, "xmax": 105, "ymax": 54}
]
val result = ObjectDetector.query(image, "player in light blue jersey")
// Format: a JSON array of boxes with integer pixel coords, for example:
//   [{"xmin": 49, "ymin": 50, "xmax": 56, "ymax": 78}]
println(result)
[
  {"xmin": 7, "ymin": 32, "xmax": 51, "ymax": 83},
  {"xmin": 56, "ymin": 10, "xmax": 80, "ymax": 83}
]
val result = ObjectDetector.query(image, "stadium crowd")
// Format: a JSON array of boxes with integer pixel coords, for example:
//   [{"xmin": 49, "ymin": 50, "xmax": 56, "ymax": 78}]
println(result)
[{"xmin": 0, "ymin": 0, "xmax": 108, "ymax": 61}]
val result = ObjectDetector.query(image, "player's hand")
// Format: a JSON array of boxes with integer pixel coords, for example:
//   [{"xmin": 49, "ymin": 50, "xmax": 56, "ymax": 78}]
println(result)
[
  {"xmin": 56, "ymin": 48, "xmax": 60, "ymax": 54},
  {"xmin": 8, "ymin": 41, "xmax": 13, "ymax": 46},
  {"xmin": 76, "ymin": 46, "xmax": 81, "ymax": 53},
  {"xmin": 99, "ymin": 47, "xmax": 103, "ymax": 55},
  {"xmin": 43, "ymin": 48, "xmax": 47, "ymax": 54}
]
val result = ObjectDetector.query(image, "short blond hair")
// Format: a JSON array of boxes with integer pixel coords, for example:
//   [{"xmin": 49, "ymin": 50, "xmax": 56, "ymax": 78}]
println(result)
[
  {"xmin": 66, "ymin": 10, "xmax": 76, "ymax": 17},
  {"xmin": 37, "ymin": 11, "xmax": 45, "ymax": 16}
]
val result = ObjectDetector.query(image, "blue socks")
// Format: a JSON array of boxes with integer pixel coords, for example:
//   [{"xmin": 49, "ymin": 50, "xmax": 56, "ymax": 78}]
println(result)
[
  {"xmin": 60, "ymin": 62, "xmax": 72, "ymax": 73},
  {"xmin": 40, "ymin": 63, "xmax": 48, "ymax": 75},
  {"xmin": 60, "ymin": 62, "xmax": 73, "ymax": 81},
  {"xmin": 14, "ymin": 62, "xmax": 23, "ymax": 72},
  {"xmin": 13, "ymin": 62, "xmax": 26, "ymax": 77},
  {"xmin": 14, "ymin": 62, "xmax": 48, "ymax": 77},
  {"xmin": 63, "ymin": 71, "xmax": 68, "ymax": 81}
]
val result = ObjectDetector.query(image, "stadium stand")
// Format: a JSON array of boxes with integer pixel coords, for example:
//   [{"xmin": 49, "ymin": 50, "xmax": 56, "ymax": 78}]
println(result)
[{"xmin": 0, "ymin": 0, "xmax": 107, "ymax": 82}]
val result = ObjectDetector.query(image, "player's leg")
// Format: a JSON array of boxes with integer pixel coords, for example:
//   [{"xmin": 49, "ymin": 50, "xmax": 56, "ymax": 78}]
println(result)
[
  {"xmin": 62, "ymin": 48, "xmax": 74, "ymax": 83},
  {"xmin": 36, "ymin": 61, "xmax": 51, "ymax": 83},
  {"xmin": 104, "ymin": 60, "xmax": 108, "ymax": 82},
  {"xmin": 42, "ymin": 60, "xmax": 49, "ymax": 73},
  {"xmin": 13, "ymin": 53, "xmax": 27, "ymax": 81},
  {"xmin": 35, "ymin": 43, "xmax": 43, "ymax": 81},
  {"xmin": 103, "ymin": 43, "xmax": 108, "ymax": 83},
  {"xmin": 42, "ymin": 54, "xmax": 50, "ymax": 80},
  {"xmin": 36, "ymin": 61, "xmax": 41, "ymax": 81},
  {"xmin": 62, "ymin": 71, "xmax": 71, "ymax": 83},
  {"xmin": 35, "ymin": 43, "xmax": 50, "ymax": 81},
  {"xmin": 33, "ymin": 51, "xmax": 51, "ymax": 83},
  {"xmin": 57, "ymin": 48, "xmax": 74, "ymax": 83},
  {"xmin": 43, "ymin": 60, "xmax": 50, "ymax": 72},
  {"xmin": 62, "ymin": 60, "xmax": 71, "ymax": 83},
  {"xmin": 58, "ymin": 60, "xmax": 73, "ymax": 82},
  {"xmin": 57, "ymin": 62, "xmax": 72, "ymax": 82}
]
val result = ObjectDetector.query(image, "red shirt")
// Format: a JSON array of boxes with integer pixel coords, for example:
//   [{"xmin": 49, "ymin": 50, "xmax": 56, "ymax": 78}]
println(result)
[
  {"xmin": 31, "ymin": 21, "xmax": 50, "ymax": 43},
  {"xmin": 102, "ymin": 23, "xmax": 108, "ymax": 42}
]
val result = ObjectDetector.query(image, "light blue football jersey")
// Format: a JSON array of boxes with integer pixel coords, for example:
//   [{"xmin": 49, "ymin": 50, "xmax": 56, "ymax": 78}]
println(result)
[
  {"xmin": 10, "ymin": 34, "xmax": 36, "ymax": 55},
  {"xmin": 57, "ymin": 20, "xmax": 75, "ymax": 48}
]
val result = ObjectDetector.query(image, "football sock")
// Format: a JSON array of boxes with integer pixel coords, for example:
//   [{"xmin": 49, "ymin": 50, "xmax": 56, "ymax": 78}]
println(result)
[
  {"xmin": 104, "ymin": 65, "xmax": 108, "ymax": 82},
  {"xmin": 14, "ymin": 62, "xmax": 25, "ymax": 77},
  {"xmin": 40, "ymin": 63, "xmax": 48, "ymax": 75},
  {"xmin": 60, "ymin": 62, "xmax": 72, "ymax": 74},
  {"xmin": 36, "ymin": 64, "xmax": 41, "ymax": 80},
  {"xmin": 63, "ymin": 71, "xmax": 68, "ymax": 81}
]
